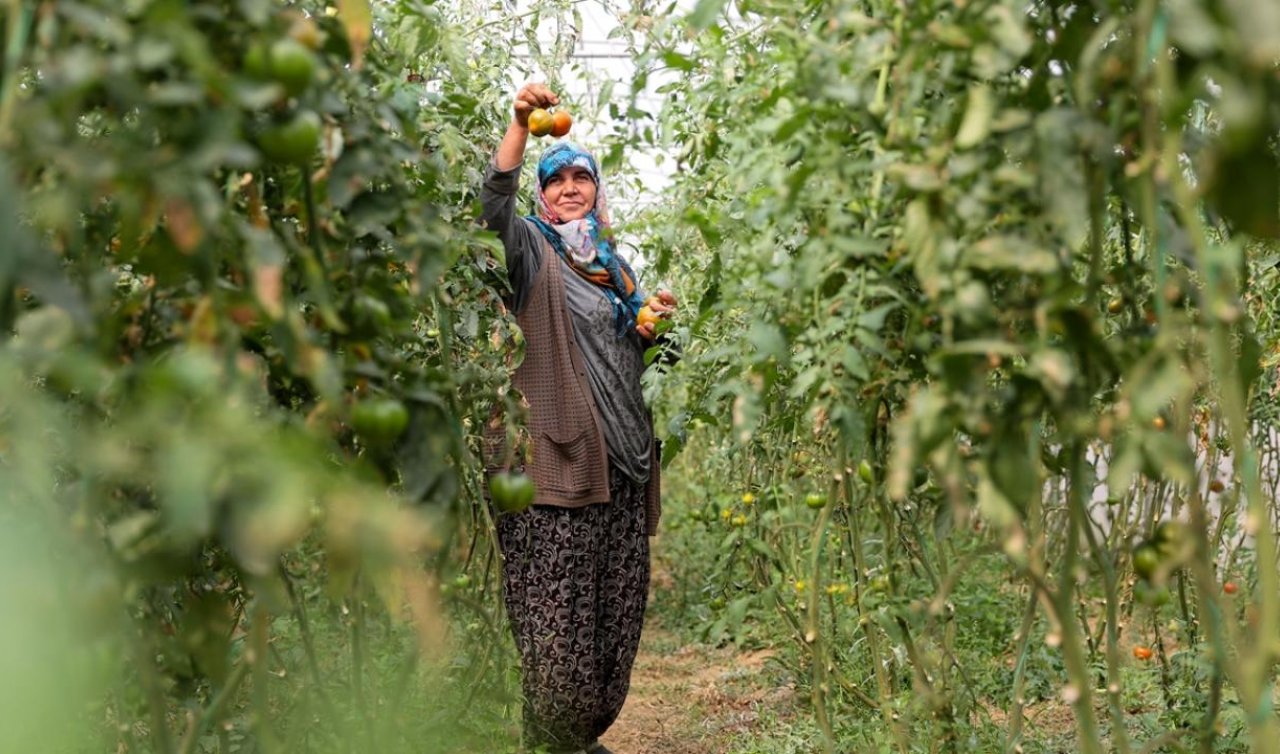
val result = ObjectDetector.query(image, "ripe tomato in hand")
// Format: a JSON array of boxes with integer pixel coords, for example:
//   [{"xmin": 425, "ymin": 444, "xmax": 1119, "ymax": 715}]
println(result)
[
  {"xmin": 528, "ymin": 109, "xmax": 554, "ymax": 137},
  {"xmin": 637, "ymin": 305, "xmax": 660, "ymax": 331},
  {"xmin": 551, "ymin": 110, "xmax": 573, "ymax": 137}
]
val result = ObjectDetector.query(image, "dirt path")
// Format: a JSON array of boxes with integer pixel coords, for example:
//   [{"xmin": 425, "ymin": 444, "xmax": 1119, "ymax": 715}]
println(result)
[{"xmin": 599, "ymin": 628, "xmax": 795, "ymax": 754}]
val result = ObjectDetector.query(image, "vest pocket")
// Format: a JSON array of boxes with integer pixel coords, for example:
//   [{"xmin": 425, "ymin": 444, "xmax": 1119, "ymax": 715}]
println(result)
[{"xmin": 536, "ymin": 428, "xmax": 593, "ymax": 496}]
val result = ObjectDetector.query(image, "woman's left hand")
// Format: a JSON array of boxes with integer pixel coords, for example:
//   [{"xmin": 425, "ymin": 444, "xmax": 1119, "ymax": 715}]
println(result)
[{"xmin": 637, "ymin": 290, "xmax": 677, "ymax": 340}]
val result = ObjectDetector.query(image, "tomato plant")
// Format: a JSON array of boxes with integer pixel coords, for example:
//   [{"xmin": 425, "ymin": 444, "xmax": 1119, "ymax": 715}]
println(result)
[
  {"xmin": 629, "ymin": 0, "xmax": 1280, "ymax": 752},
  {"xmin": 0, "ymin": 0, "xmax": 539, "ymax": 750}
]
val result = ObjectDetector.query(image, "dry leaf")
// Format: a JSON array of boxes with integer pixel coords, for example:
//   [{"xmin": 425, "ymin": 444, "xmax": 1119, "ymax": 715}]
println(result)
[
  {"xmin": 254, "ymin": 264, "xmax": 284, "ymax": 319},
  {"xmin": 165, "ymin": 198, "xmax": 203, "ymax": 252},
  {"xmin": 338, "ymin": 0, "xmax": 372, "ymax": 70}
]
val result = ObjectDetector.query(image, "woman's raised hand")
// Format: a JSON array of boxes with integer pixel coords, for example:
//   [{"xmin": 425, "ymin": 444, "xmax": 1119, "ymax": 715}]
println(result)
[{"xmin": 514, "ymin": 83, "xmax": 560, "ymax": 129}]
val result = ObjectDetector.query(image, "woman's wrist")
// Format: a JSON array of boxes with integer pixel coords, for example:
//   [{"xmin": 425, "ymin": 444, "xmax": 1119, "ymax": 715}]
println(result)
[{"xmin": 494, "ymin": 120, "xmax": 530, "ymax": 172}]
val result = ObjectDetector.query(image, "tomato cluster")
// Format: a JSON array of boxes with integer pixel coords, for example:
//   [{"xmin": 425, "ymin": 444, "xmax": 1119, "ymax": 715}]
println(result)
[
  {"xmin": 243, "ymin": 20, "xmax": 324, "ymax": 165},
  {"xmin": 527, "ymin": 108, "xmax": 573, "ymax": 138},
  {"xmin": 1130, "ymin": 521, "xmax": 1188, "ymax": 606}
]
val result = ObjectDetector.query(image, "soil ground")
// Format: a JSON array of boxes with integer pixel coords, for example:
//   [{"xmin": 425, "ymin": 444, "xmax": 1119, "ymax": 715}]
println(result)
[{"xmin": 598, "ymin": 628, "xmax": 796, "ymax": 754}]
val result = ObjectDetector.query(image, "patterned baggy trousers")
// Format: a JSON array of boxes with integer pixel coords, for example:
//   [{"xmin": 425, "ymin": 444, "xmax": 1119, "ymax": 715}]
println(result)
[{"xmin": 496, "ymin": 467, "xmax": 650, "ymax": 753}]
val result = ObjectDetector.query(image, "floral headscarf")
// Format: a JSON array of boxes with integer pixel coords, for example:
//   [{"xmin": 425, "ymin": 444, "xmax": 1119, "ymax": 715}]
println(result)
[{"xmin": 526, "ymin": 142, "xmax": 646, "ymax": 336}]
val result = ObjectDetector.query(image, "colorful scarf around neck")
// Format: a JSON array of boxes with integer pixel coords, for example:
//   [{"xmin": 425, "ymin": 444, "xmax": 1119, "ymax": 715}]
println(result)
[{"xmin": 527, "ymin": 142, "xmax": 646, "ymax": 337}]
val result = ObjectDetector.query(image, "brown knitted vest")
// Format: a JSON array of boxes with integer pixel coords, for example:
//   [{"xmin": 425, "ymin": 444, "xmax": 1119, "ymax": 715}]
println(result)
[{"xmin": 485, "ymin": 242, "xmax": 662, "ymax": 534}]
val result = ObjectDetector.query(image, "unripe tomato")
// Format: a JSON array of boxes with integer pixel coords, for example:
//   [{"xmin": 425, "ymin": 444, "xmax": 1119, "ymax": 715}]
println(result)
[
  {"xmin": 1154, "ymin": 520, "xmax": 1186, "ymax": 556},
  {"xmin": 257, "ymin": 110, "xmax": 321, "ymax": 165},
  {"xmin": 551, "ymin": 109, "xmax": 573, "ymax": 137},
  {"xmin": 244, "ymin": 37, "xmax": 318, "ymax": 97},
  {"xmin": 350, "ymin": 294, "xmax": 392, "ymax": 338},
  {"xmin": 805, "ymin": 493, "xmax": 827, "ymax": 510},
  {"xmin": 858, "ymin": 460, "xmax": 874, "ymax": 485},
  {"xmin": 1107, "ymin": 297, "xmax": 1124, "ymax": 315},
  {"xmin": 527, "ymin": 108, "xmax": 554, "ymax": 137},
  {"xmin": 351, "ymin": 398, "xmax": 409, "ymax": 449},
  {"xmin": 489, "ymin": 471, "xmax": 536, "ymax": 513},
  {"xmin": 1134, "ymin": 579, "xmax": 1170, "ymax": 607},
  {"xmin": 1132, "ymin": 542, "xmax": 1161, "ymax": 581}
]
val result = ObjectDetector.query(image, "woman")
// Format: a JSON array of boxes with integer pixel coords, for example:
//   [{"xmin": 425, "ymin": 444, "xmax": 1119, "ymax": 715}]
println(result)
[{"xmin": 479, "ymin": 82, "xmax": 676, "ymax": 754}]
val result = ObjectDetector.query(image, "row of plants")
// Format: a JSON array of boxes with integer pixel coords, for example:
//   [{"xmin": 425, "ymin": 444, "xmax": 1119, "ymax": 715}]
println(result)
[
  {"xmin": 629, "ymin": 0, "xmax": 1280, "ymax": 751},
  {"xmin": 0, "ymin": 0, "xmax": 588, "ymax": 749}
]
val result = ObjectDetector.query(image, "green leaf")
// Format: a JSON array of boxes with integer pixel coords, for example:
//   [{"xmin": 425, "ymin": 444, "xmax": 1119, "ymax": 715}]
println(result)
[
  {"xmin": 966, "ymin": 235, "xmax": 1059, "ymax": 274},
  {"xmin": 857, "ymin": 302, "xmax": 899, "ymax": 332},
  {"xmin": 662, "ymin": 51, "xmax": 697, "ymax": 71},
  {"xmin": 955, "ymin": 84, "xmax": 995, "ymax": 149},
  {"xmin": 687, "ymin": 0, "xmax": 728, "ymax": 31},
  {"xmin": 747, "ymin": 321, "xmax": 788, "ymax": 363}
]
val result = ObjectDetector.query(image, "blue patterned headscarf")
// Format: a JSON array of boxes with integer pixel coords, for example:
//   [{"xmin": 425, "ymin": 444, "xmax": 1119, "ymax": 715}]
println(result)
[{"xmin": 526, "ymin": 142, "xmax": 646, "ymax": 337}]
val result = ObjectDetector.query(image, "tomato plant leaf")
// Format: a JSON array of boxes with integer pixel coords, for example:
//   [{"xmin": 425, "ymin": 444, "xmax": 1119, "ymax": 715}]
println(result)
[{"xmin": 687, "ymin": 0, "xmax": 728, "ymax": 32}]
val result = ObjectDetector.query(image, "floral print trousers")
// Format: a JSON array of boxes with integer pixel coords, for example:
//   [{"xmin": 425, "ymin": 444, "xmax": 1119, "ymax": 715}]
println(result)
[{"xmin": 496, "ymin": 467, "xmax": 650, "ymax": 753}]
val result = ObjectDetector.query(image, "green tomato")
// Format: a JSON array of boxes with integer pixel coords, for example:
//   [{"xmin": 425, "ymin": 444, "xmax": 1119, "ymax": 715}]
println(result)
[
  {"xmin": 1134, "ymin": 579, "xmax": 1171, "ymax": 607},
  {"xmin": 489, "ymin": 471, "xmax": 536, "ymax": 513},
  {"xmin": 244, "ymin": 37, "xmax": 317, "ymax": 97},
  {"xmin": 858, "ymin": 459, "xmax": 874, "ymax": 485},
  {"xmin": 1132, "ymin": 542, "xmax": 1161, "ymax": 581},
  {"xmin": 1154, "ymin": 520, "xmax": 1187, "ymax": 557},
  {"xmin": 351, "ymin": 398, "xmax": 409, "ymax": 449},
  {"xmin": 805, "ymin": 492, "xmax": 827, "ymax": 510},
  {"xmin": 350, "ymin": 294, "xmax": 392, "ymax": 338},
  {"xmin": 257, "ymin": 110, "xmax": 321, "ymax": 166},
  {"xmin": 243, "ymin": 41, "xmax": 271, "ymax": 80}
]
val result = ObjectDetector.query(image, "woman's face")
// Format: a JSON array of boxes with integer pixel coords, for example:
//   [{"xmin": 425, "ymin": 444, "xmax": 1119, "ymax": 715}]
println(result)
[{"xmin": 543, "ymin": 166, "xmax": 597, "ymax": 221}]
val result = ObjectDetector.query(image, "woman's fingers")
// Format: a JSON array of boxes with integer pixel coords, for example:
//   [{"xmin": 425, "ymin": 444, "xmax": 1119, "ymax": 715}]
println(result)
[
  {"xmin": 514, "ymin": 84, "xmax": 560, "ymax": 127},
  {"xmin": 517, "ymin": 83, "xmax": 559, "ymax": 109},
  {"xmin": 655, "ymin": 289, "xmax": 677, "ymax": 306},
  {"xmin": 529, "ymin": 83, "xmax": 559, "ymax": 107},
  {"xmin": 636, "ymin": 322, "xmax": 656, "ymax": 339},
  {"xmin": 648, "ymin": 301, "xmax": 674, "ymax": 315}
]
